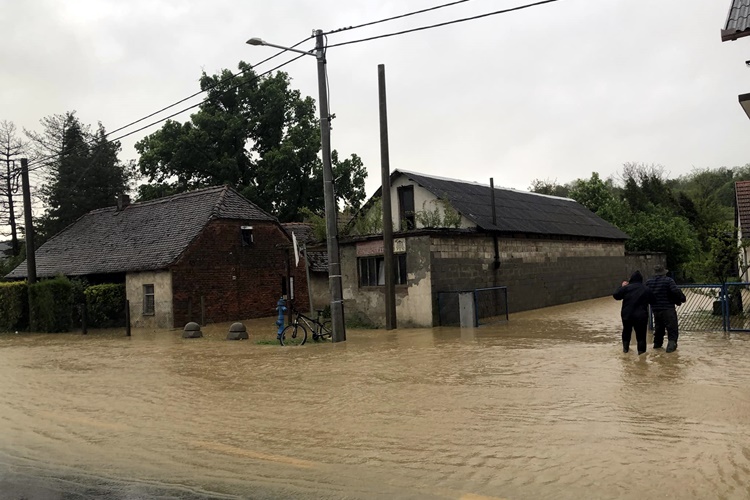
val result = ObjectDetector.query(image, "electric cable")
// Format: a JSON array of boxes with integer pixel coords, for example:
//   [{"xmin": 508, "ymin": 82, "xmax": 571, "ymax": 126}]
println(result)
[
  {"xmin": 323, "ymin": 0, "xmax": 475, "ymax": 35},
  {"xmin": 105, "ymin": 36, "xmax": 313, "ymax": 139},
  {"xmin": 325, "ymin": 0, "xmax": 561, "ymax": 49}
]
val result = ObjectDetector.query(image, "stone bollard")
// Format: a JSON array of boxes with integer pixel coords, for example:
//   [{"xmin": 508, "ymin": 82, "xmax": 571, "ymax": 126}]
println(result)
[
  {"xmin": 226, "ymin": 322, "xmax": 248, "ymax": 340},
  {"xmin": 183, "ymin": 321, "xmax": 203, "ymax": 338}
]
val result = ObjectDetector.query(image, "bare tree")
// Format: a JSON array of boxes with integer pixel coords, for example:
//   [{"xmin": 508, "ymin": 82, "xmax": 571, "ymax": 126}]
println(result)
[{"xmin": 0, "ymin": 120, "xmax": 26, "ymax": 256}]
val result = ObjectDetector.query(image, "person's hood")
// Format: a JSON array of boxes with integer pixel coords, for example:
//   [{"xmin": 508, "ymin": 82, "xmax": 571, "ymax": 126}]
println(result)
[{"xmin": 629, "ymin": 270, "xmax": 643, "ymax": 283}]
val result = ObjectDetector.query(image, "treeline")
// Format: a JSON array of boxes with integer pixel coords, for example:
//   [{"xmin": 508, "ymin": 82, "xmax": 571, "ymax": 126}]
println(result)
[
  {"xmin": 530, "ymin": 162, "xmax": 748, "ymax": 283},
  {"xmin": 0, "ymin": 61, "xmax": 369, "ymax": 277}
]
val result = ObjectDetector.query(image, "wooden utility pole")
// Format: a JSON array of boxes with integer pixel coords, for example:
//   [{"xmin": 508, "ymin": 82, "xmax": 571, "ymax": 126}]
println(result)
[
  {"xmin": 20, "ymin": 159, "xmax": 36, "ymax": 284},
  {"xmin": 379, "ymin": 64, "xmax": 397, "ymax": 330}
]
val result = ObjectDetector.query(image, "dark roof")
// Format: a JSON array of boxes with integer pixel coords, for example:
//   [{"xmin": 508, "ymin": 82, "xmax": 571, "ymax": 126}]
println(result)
[
  {"xmin": 722, "ymin": 0, "xmax": 750, "ymax": 41},
  {"xmin": 736, "ymin": 181, "xmax": 750, "ymax": 232},
  {"xmin": 281, "ymin": 223, "xmax": 328, "ymax": 273},
  {"xmin": 394, "ymin": 170, "xmax": 628, "ymax": 240},
  {"xmin": 7, "ymin": 186, "xmax": 276, "ymax": 279}
]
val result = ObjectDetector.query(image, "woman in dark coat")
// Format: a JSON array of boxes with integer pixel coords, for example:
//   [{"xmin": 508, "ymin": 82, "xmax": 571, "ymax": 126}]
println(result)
[{"xmin": 613, "ymin": 270, "xmax": 655, "ymax": 354}]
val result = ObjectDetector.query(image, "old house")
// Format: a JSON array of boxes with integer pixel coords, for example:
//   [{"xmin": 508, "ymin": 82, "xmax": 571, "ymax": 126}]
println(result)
[
  {"xmin": 340, "ymin": 170, "xmax": 638, "ymax": 328},
  {"xmin": 735, "ymin": 180, "xmax": 750, "ymax": 280},
  {"xmin": 282, "ymin": 222, "xmax": 330, "ymax": 310},
  {"xmin": 721, "ymin": 0, "xmax": 750, "ymax": 120},
  {"xmin": 7, "ymin": 186, "xmax": 306, "ymax": 329}
]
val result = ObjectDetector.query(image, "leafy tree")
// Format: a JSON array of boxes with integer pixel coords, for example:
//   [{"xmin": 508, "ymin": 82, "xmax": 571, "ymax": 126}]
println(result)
[
  {"xmin": 622, "ymin": 207, "xmax": 698, "ymax": 272},
  {"xmin": 568, "ymin": 172, "xmax": 618, "ymax": 214},
  {"xmin": 0, "ymin": 120, "xmax": 25, "ymax": 255},
  {"xmin": 529, "ymin": 178, "xmax": 570, "ymax": 198},
  {"xmin": 26, "ymin": 112, "xmax": 132, "ymax": 240},
  {"xmin": 135, "ymin": 62, "xmax": 367, "ymax": 222}
]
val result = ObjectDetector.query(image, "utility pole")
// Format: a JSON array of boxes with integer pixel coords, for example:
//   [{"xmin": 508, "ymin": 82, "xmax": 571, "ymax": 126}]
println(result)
[
  {"xmin": 20, "ymin": 158, "xmax": 36, "ymax": 285},
  {"xmin": 379, "ymin": 64, "xmax": 397, "ymax": 330},
  {"xmin": 315, "ymin": 29, "xmax": 346, "ymax": 342}
]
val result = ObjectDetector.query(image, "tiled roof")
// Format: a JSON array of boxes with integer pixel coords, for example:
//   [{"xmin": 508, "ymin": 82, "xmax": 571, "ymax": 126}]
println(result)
[
  {"xmin": 281, "ymin": 223, "xmax": 328, "ymax": 273},
  {"xmin": 736, "ymin": 181, "xmax": 750, "ymax": 233},
  {"xmin": 393, "ymin": 170, "xmax": 629, "ymax": 240},
  {"xmin": 722, "ymin": 0, "xmax": 750, "ymax": 41},
  {"xmin": 7, "ymin": 186, "xmax": 276, "ymax": 279}
]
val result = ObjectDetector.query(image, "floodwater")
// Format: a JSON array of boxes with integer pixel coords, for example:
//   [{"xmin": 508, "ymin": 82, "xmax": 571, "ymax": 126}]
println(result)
[{"xmin": 1, "ymin": 298, "xmax": 749, "ymax": 500}]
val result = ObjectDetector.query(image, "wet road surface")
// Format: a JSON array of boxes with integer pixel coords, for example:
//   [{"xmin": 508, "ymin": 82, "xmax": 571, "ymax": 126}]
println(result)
[{"xmin": 0, "ymin": 297, "xmax": 749, "ymax": 499}]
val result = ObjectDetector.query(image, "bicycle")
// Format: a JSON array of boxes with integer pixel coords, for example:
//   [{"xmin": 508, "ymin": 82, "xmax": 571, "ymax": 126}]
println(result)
[{"xmin": 279, "ymin": 307, "xmax": 332, "ymax": 346}]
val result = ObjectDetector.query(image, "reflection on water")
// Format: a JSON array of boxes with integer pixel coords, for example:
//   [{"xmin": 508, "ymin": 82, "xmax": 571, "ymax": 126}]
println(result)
[{"xmin": 1, "ymin": 297, "xmax": 749, "ymax": 499}]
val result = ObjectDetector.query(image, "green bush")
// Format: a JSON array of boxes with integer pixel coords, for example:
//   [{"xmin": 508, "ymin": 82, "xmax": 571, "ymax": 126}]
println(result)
[
  {"xmin": 0, "ymin": 281, "xmax": 28, "ymax": 332},
  {"xmin": 29, "ymin": 276, "xmax": 73, "ymax": 333},
  {"xmin": 84, "ymin": 284, "xmax": 126, "ymax": 328}
]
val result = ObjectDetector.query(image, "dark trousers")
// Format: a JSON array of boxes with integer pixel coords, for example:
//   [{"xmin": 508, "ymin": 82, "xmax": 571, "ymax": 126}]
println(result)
[
  {"xmin": 622, "ymin": 317, "xmax": 648, "ymax": 353},
  {"xmin": 653, "ymin": 308, "xmax": 679, "ymax": 346}
]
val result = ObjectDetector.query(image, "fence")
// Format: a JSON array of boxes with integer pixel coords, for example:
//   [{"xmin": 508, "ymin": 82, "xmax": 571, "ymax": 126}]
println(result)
[
  {"xmin": 437, "ymin": 286, "xmax": 509, "ymax": 327},
  {"xmin": 676, "ymin": 283, "xmax": 750, "ymax": 332}
]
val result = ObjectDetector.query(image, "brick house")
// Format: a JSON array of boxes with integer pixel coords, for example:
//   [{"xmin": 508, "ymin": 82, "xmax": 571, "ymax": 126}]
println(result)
[
  {"xmin": 6, "ymin": 186, "xmax": 306, "ymax": 329},
  {"xmin": 340, "ymin": 170, "xmax": 662, "ymax": 328}
]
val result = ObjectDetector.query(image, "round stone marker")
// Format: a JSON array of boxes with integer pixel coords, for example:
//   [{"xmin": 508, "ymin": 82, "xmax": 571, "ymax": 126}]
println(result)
[
  {"xmin": 183, "ymin": 321, "xmax": 203, "ymax": 338},
  {"xmin": 227, "ymin": 322, "xmax": 248, "ymax": 340}
]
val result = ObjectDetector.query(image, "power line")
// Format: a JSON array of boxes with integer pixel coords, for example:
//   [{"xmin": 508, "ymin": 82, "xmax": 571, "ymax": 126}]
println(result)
[
  {"xmin": 26, "ymin": 53, "xmax": 308, "ymax": 172},
  {"xmin": 108, "ymin": 53, "xmax": 307, "ymax": 143},
  {"xmin": 105, "ymin": 36, "xmax": 312, "ymax": 139},
  {"xmin": 323, "ymin": 0, "xmax": 475, "ymax": 35},
  {"xmin": 325, "ymin": 0, "xmax": 562, "ymax": 49}
]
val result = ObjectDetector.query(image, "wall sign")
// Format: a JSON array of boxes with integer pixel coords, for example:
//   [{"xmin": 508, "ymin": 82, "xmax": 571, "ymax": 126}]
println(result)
[{"xmin": 356, "ymin": 238, "xmax": 406, "ymax": 257}]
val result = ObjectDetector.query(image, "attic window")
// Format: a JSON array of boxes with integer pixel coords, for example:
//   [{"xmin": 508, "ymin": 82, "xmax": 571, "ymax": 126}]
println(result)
[
  {"xmin": 398, "ymin": 185, "xmax": 415, "ymax": 230},
  {"xmin": 241, "ymin": 226, "xmax": 254, "ymax": 246}
]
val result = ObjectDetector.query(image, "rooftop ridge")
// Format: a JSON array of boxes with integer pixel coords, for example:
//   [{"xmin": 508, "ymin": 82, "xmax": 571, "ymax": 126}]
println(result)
[{"xmin": 396, "ymin": 169, "xmax": 576, "ymax": 202}]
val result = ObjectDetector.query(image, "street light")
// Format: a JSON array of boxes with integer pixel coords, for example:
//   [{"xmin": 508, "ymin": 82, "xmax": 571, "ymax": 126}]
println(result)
[{"xmin": 247, "ymin": 30, "xmax": 346, "ymax": 343}]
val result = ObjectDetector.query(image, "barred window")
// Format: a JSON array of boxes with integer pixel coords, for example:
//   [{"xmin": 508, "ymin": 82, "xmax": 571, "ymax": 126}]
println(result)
[{"xmin": 143, "ymin": 284, "xmax": 155, "ymax": 315}]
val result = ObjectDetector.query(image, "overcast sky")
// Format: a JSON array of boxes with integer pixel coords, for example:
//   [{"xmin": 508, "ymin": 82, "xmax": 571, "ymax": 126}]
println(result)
[{"xmin": 1, "ymin": 0, "xmax": 748, "ymax": 197}]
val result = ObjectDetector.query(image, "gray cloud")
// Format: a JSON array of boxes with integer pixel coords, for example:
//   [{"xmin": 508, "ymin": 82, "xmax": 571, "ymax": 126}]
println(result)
[{"xmin": 1, "ymin": 0, "xmax": 748, "ymax": 198}]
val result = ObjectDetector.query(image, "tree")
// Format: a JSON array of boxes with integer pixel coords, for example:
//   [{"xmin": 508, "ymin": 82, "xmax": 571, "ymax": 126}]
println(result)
[
  {"xmin": 26, "ymin": 112, "xmax": 132, "ymax": 240},
  {"xmin": 529, "ymin": 178, "xmax": 570, "ymax": 198},
  {"xmin": 135, "ymin": 61, "xmax": 367, "ymax": 222},
  {"xmin": 0, "ymin": 120, "xmax": 25, "ymax": 256}
]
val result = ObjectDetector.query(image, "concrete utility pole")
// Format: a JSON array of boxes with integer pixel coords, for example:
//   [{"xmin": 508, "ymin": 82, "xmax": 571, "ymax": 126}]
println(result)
[
  {"xmin": 314, "ymin": 30, "xmax": 346, "ymax": 342},
  {"xmin": 20, "ymin": 158, "xmax": 36, "ymax": 285},
  {"xmin": 379, "ymin": 64, "xmax": 397, "ymax": 330},
  {"xmin": 246, "ymin": 30, "xmax": 346, "ymax": 342}
]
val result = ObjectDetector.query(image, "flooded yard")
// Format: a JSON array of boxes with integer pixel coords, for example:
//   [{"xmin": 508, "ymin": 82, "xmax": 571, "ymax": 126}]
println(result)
[{"xmin": 1, "ymin": 297, "xmax": 749, "ymax": 499}]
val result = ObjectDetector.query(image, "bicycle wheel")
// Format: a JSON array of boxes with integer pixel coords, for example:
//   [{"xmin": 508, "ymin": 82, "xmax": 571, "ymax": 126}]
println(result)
[
  {"xmin": 317, "ymin": 321, "xmax": 332, "ymax": 341},
  {"xmin": 280, "ymin": 324, "xmax": 307, "ymax": 346}
]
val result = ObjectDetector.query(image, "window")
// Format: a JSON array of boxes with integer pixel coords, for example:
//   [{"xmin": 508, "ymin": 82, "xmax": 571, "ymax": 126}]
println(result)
[
  {"xmin": 358, "ymin": 255, "xmax": 407, "ymax": 287},
  {"xmin": 241, "ymin": 226, "xmax": 254, "ymax": 246},
  {"xmin": 143, "ymin": 284, "xmax": 155, "ymax": 315},
  {"xmin": 398, "ymin": 185, "xmax": 415, "ymax": 230}
]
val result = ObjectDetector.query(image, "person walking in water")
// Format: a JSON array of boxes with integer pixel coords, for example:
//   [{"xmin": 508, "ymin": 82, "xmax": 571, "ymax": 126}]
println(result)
[
  {"xmin": 645, "ymin": 264, "xmax": 686, "ymax": 353},
  {"xmin": 614, "ymin": 270, "xmax": 655, "ymax": 355}
]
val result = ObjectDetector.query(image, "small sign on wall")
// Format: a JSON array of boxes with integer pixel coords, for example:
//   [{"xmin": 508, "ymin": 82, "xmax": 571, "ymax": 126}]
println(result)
[{"xmin": 356, "ymin": 238, "xmax": 407, "ymax": 257}]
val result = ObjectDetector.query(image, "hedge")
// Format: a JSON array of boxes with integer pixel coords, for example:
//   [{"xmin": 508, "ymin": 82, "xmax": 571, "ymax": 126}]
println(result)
[
  {"xmin": 84, "ymin": 283, "xmax": 126, "ymax": 328},
  {"xmin": 0, "ymin": 281, "xmax": 28, "ymax": 332},
  {"xmin": 29, "ymin": 276, "xmax": 73, "ymax": 333}
]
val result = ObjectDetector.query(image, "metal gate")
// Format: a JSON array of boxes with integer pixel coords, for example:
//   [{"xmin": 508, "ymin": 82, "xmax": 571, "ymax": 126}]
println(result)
[{"xmin": 676, "ymin": 283, "xmax": 750, "ymax": 332}]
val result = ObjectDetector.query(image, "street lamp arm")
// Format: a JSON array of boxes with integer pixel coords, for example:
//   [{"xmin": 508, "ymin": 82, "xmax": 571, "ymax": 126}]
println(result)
[{"xmin": 245, "ymin": 37, "xmax": 315, "ymax": 57}]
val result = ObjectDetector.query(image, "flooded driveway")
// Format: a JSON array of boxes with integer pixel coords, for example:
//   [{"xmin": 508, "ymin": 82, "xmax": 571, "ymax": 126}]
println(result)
[{"xmin": 1, "ymin": 297, "xmax": 749, "ymax": 499}]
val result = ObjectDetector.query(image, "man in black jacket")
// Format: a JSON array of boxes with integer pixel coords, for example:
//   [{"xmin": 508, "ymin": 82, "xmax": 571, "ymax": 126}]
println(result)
[
  {"xmin": 614, "ymin": 270, "xmax": 655, "ymax": 354},
  {"xmin": 645, "ymin": 264, "xmax": 686, "ymax": 353}
]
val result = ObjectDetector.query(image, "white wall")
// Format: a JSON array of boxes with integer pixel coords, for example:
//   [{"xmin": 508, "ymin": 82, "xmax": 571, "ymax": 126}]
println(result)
[
  {"xmin": 389, "ymin": 176, "xmax": 474, "ymax": 230},
  {"xmin": 126, "ymin": 270, "xmax": 174, "ymax": 329}
]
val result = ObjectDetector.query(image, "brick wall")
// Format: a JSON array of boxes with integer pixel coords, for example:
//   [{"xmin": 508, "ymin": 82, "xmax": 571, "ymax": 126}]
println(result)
[{"xmin": 170, "ymin": 220, "xmax": 307, "ymax": 327}]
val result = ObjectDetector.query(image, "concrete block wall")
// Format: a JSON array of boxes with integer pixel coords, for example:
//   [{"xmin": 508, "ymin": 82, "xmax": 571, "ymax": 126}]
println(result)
[
  {"xmin": 430, "ymin": 234, "xmax": 626, "ymax": 325},
  {"xmin": 171, "ymin": 220, "xmax": 308, "ymax": 327}
]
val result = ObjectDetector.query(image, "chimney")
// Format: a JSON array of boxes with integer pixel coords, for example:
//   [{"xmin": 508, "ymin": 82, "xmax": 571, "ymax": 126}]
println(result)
[{"xmin": 117, "ymin": 194, "xmax": 131, "ymax": 211}]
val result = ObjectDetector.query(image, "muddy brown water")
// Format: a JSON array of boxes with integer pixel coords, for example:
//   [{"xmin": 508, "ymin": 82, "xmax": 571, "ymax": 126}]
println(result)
[{"xmin": 1, "ymin": 297, "xmax": 749, "ymax": 499}]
